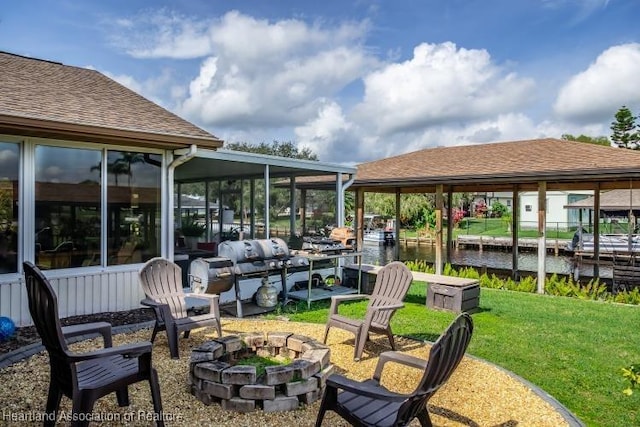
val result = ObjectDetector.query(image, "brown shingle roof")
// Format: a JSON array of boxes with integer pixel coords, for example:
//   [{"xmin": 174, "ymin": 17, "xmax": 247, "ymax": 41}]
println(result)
[
  {"xmin": 354, "ymin": 138, "xmax": 640, "ymax": 190},
  {"xmin": 565, "ymin": 189, "xmax": 640, "ymax": 211},
  {"xmin": 0, "ymin": 51, "xmax": 222, "ymax": 149}
]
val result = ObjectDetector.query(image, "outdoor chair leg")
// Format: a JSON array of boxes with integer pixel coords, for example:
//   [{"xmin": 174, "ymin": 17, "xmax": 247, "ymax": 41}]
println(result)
[
  {"xmin": 150, "ymin": 323, "xmax": 161, "ymax": 343},
  {"xmin": 322, "ymin": 325, "xmax": 330, "ymax": 344},
  {"xmin": 416, "ymin": 408, "xmax": 433, "ymax": 427},
  {"xmin": 386, "ymin": 329, "xmax": 396, "ymax": 350},
  {"xmin": 116, "ymin": 387, "xmax": 130, "ymax": 407},
  {"xmin": 44, "ymin": 383, "xmax": 62, "ymax": 427},
  {"xmin": 314, "ymin": 385, "xmax": 336, "ymax": 427},
  {"xmin": 149, "ymin": 368, "xmax": 165, "ymax": 427},
  {"xmin": 183, "ymin": 330, "xmax": 191, "ymax": 339},
  {"xmin": 167, "ymin": 326, "xmax": 180, "ymax": 359}
]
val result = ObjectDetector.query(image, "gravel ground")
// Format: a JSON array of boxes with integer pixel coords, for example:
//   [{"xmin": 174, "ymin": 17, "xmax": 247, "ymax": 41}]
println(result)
[{"xmin": 0, "ymin": 318, "xmax": 572, "ymax": 426}]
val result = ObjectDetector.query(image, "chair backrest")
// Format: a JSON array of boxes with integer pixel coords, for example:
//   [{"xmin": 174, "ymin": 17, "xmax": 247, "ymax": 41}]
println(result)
[
  {"xmin": 398, "ymin": 312, "xmax": 474, "ymax": 425},
  {"xmin": 139, "ymin": 257, "xmax": 188, "ymax": 319},
  {"xmin": 23, "ymin": 262, "xmax": 73, "ymax": 388},
  {"xmin": 368, "ymin": 261, "xmax": 413, "ymax": 326}
]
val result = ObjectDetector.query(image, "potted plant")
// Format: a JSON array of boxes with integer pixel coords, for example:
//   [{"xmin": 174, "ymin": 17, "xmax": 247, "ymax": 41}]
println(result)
[{"xmin": 179, "ymin": 217, "xmax": 206, "ymax": 249}]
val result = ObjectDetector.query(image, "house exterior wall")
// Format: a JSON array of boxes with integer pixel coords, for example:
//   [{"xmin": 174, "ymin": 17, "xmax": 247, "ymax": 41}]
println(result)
[
  {"xmin": 1, "ymin": 267, "xmax": 144, "ymax": 326},
  {"xmin": 0, "ymin": 135, "xmax": 168, "ymax": 326},
  {"xmin": 519, "ymin": 191, "xmax": 592, "ymax": 229}
]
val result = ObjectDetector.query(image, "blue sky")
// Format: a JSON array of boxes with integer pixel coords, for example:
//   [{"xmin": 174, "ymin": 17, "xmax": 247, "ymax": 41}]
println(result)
[{"xmin": 2, "ymin": 0, "xmax": 640, "ymax": 165}]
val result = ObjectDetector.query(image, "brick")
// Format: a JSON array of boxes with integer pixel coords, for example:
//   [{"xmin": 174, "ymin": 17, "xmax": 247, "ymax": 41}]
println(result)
[
  {"xmin": 301, "ymin": 348, "xmax": 331, "ymax": 369},
  {"xmin": 188, "ymin": 372, "xmax": 201, "ymax": 388},
  {"xmin": 193, "ymin": 341, "xmax": 224, "ymax": 358},
  {"xmin": 286, "ymin": 334, "xmax": 312, "ymax": 353},
  {"xmin": 193, "ymin": 361, "xmax": 230, "ymax": 383},
  {"xmin": 299, "ymin": 388, "xmax": 322, "ymax": 405},
  {"xmin": 267, "ymin": 331, "xmax": 292, "ymax": 348},
  {"xmin": 264, "ymin": 364, "xmax": 295, "ymax": 385},
  {"xmin": 301, "ymin": 340, "xmax": 329, "ymax": 353},
  {"xmin": 222, "ymin": 365, "xmax": 257, "ymax": 385},
  {"xmin": 313, "ymin": 364, "xmax": 335, "ymax": 389},
  {"xmin": 192, "ymin": 387, "xmax": 214, "ymax": 405},
  {"xmin": 262, "ymin": 395, "xmax": 299, "ymax": 412},
  {"xmin": 239, "ymin": 384, "xmax": 276, "ymax": 400},
  {"xmin": 290, "ymin": 358, "xmax": 319, "ymax": 379},
  {"xmin": 241, "ymin": 332, "xmax": 266, "ymax": 349},
  {"xmin": 221, "ymin": 397, "xmax": 255, "ymax": 412},
  {"xmin": 202, "ymin": 380, "xmax": 234, "ymax": 400},
  {"xmin": 190, "ymin": 350, "xmax": 215, "ymax": 368},
  {"xmin": 214, "ymin": 336, "xmax": 244, "ymax": 353},
  {"xmin": 285, "ymin": 377, "xmax": 318, "ymax": 396}
]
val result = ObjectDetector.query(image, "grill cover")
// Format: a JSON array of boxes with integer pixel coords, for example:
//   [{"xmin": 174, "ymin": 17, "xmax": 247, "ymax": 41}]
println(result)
[{"xmin": 189, "ymin": 257, "xmax": 235, "ymax": 294}]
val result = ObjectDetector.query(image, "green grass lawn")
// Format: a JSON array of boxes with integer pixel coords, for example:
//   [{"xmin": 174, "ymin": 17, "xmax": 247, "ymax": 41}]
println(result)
[{"xmin": 278, "ymin": 284, "xmax": 640, "ymax": 427}]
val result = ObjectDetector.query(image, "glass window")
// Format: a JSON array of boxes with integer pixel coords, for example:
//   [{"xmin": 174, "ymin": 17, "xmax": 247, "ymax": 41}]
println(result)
[
  {"xmin": 35, "ymin": 145, "xmax": 101, "ymax": 270},
  {"xmin": 0, "ymin": 142, "xmax": 19, "ymax": 273},
  {"xmin": 107, "ymin": 151, "xmax": 162, "ymax": 265}
]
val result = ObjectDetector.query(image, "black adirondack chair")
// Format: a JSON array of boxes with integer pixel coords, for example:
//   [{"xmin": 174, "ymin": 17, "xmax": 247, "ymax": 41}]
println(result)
[
  {"xmin": 23, "ymin": 261, "xmax": 164, "ymax": 427},
  {"xmin": 315, "ymin": 312, "xmax": 474, "ymax": 427}
]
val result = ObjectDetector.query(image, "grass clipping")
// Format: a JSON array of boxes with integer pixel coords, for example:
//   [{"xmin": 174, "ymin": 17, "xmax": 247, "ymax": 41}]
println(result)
[{"xmin": 0, "ymin": 318, "xmax": 571, "ymax": 426}]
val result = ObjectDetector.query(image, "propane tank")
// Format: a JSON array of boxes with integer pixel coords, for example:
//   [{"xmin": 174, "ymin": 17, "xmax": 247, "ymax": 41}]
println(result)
[{"xmin": 255, "ymin": 277, "xmax": 278, "ymax": 308}]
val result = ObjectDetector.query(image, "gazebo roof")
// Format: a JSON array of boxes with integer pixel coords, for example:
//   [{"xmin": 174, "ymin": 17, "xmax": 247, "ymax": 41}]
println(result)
[
  {"xmin": 352, "ymin": 138, "xmax": 640, "ymax": 193},
  {"xmin": 0, "ymin": 51, "xmax": 222, "ymax": 149}
]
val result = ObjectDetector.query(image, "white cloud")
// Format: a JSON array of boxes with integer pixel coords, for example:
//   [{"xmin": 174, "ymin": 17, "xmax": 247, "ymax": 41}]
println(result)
[
  {"xmin": 295, "ymin": 101, "xmax": 352, "ymax": 161},
  {"xmin": 351, "ymin": 42, "xmax": 535, "ymax": 136},
  {"xmin": 177, "ymin": 12, "xmax": 377, "ymax": 129},
  {"xmin": 554, "ymin": 43, "xmax": 640, "ymax": 123},
  {"xmin": 110, "ymin": 9, "xmax": 212, "ymax": 59}
]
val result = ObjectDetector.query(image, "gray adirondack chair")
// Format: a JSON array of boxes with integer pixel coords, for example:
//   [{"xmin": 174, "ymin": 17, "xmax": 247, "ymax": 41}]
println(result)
[
  {"xmin": 323, "ymin": 261, "xmax": 413, "ymax": 361},
  {"xmin": 23, "ymin": 261, "xmax": 164, "ymax": 427},
  {"xmin": 139, "ymin": 257, "xmax": 222, "ymax": 359},
  {"xmin": 316, "ymin": 312, "xmax": 474, "ymax": 427}
]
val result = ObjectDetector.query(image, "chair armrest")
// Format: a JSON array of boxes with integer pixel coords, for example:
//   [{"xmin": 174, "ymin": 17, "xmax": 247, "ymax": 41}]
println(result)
[
  {"xmin": 326, "ymin": 374, "xmax": 407, "ymax": 402},
  {"xmin": 62, "ymin": 322, "xmax": 113, "ymax": 348},
  {"xmin": 328, "ymin": 294, "xmax": 369, "ymax": 315},
  {"xmin": 184, "ymin": 293, "xmax": 221, "ymax": 317},
  {"xmin": 67, "ymin": 341, "xmax": 153, "ymax": 363},
  {"xmin": 140, "ymin": 298, "xmax": 173, "ymax": 324},
  {"xmin": 372, "ymin": 351, "xmax": 427, "ymax": 381}
]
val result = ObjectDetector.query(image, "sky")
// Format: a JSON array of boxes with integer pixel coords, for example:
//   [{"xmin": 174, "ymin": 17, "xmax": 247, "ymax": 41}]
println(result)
[{"xmin": 2, "ymin": 0, "xmax": 640, "ymax": 166}]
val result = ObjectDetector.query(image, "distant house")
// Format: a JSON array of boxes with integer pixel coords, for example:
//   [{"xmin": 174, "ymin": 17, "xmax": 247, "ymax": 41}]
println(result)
[
  {"xmin": 0, "ymin": 51, "xmax": 355, "ymax": 325},
  {"xmin": 519, "ymin": 191, "xmax": 592, "ymax": 230}
]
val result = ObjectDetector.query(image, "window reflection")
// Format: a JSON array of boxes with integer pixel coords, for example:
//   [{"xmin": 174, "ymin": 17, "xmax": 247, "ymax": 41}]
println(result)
[
  {"xmin": 107, "ymin": 151, "xmax": 161, "ymax": 266},
  {"xmin": 0, "ymin": 142, "xmax": 19, "ymax": 273},
  {"xmin": 35, "ymin": 145, "xmax": 101, "ymax": 270}
]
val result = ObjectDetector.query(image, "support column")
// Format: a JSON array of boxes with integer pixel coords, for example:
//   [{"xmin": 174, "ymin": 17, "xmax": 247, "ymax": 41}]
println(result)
[
  {"xmin": 593, "ymin": 186, "xmax": 600, "ymax": 278},
  {"xmin": 511, "ymin": 186, "xmax": 519, "ymax": 281},
  {"xmin": 356, "ymin": 189, "xmax": 365, "ymax": 252},
  {"xmin": 435, "ymin": 184, "xmax": 444, "ymax": 275},
  {"xmin": 446, "ymin": 190, "xmax": 453, "ymax": 265},
  {"xmin": 264, "ymin": 166, "xmax": 270, "ymax": 238},
  {"xmin": 289, "ymin": 177, "xmax": 296, "ymax": 238},
  {"xmin": 537, "ymin": 181, "xmax": 547, "ymax": 294},
  {"xmin": 300, "ymin": 189, "xmax": 307, "ymax": 234},
  {"xmin": 395, "ymin": 189, "xmax": 401, "ymax": 260}
]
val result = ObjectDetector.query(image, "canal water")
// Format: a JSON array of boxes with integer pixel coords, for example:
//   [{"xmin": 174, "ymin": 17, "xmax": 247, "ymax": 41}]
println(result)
[{"xmin": 360, "ymin": 243, "xmax": 612, "ymax": 279}]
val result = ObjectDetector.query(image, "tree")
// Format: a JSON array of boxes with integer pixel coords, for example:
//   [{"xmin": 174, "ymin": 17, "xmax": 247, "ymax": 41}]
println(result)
[
  {"xmin": 610, "ymin": 106, "xmax": 639, "ymax": 149},
  {"xmin": 225, "ymin": 140, "xmax": 318, "ymax": 160},
  {"xmin": 561, "ymin": 134, "xmax": 610, "ymax": 147}
]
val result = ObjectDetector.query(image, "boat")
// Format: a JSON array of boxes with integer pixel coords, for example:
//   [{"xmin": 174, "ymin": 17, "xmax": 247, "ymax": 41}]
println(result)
[
  {"xmin": 363, "ymin": 215, "xmax": 396, "ymax": 246},
  {"xmin": 567, "ymin": 232, "xmax": 640, "ymax": 255}
]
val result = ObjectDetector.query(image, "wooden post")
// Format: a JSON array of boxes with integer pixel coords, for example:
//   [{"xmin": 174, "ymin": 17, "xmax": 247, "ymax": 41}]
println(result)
[
  {"xmin": 435, "ymin": 184, "xmax": 444, "ymax": 275},
  {"xmin": 395, "ymin": 189, "xmax": 401, "ymax": 261},
  {"xmin": 356, "ymin": 188, "xmax": 365, "ymax": 251},
  {"xmin": 512, "ymin": 186, "xmax": 519, "ymax": 281},
  {"xmin": 446, "ymin": 190, "xmax": 453, "ymax": 265},
  {"xmin": 594, "ymin": 185, "xmax": 600, "ymax": 278},
  {"xmin": 537, "ymin": 181, "xmax": 547, "ymax": 294}
]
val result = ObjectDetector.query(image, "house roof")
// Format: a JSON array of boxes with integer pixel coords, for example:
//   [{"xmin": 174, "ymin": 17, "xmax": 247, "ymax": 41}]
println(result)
[
  {"xmin": 0, "ymin": 51, "xmax": 222, "ymax": 149},
  {"xmin": 565, "ymin": 189, "xmax": 640, "ymax": 211},
  {"xmin": 352, "ymin": 138, "xmax": 640, "ymax": 193}
]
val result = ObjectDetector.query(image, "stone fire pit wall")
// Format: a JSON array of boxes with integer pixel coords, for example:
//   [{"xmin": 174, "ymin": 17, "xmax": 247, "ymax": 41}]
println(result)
[{"xmin": 189, "ymin": 333, "xmax": 334, "ymax": 413}]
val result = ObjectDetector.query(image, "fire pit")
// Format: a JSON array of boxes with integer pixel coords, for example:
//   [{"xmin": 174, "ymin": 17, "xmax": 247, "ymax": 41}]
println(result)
[{"xmin": 189, "ymin": 332, "xmax": 333, "ymax": 412}]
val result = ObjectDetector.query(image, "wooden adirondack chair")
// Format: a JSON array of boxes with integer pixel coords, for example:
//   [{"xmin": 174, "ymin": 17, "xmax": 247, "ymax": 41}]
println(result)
[
  {"xmin": 323, "ymin": 261, "xmax": 413, "ymax": 361},
  {"xmin": 316, "ymin": 312, "xmax": 474, "ymax": 427},
  {"xmin": 139, "ymin": 257, "xmax": 222, "ymax": 359},
  {"xmin": 22, "ymin": 261, "xmax": 164, "ymax": 427}
]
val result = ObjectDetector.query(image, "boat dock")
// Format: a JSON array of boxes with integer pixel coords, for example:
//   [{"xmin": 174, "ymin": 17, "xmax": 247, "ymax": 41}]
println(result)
[{"xmin": 399, "ymin": 234, "xmax": 573, "ymax": 255}]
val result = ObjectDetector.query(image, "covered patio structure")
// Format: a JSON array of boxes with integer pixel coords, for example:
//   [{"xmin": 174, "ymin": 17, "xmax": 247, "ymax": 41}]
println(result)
[{"xmin": 332, "ymin": 138, "xmax": 640, "ymax": 290}]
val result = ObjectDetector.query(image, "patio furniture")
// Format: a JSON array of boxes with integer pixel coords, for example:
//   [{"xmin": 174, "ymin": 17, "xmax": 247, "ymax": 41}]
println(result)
[
  {"xmin": 22, "ymin": 261, "xmax": 164, "ymax": 427},
  {"xmin": 139, "ymin": 257, "xmax": 222, "ymax": 359},
  {"xmin": 315, "ymin": 312, "xmax": 474, "ymax": 427},
  {"xmin": 323, "ymin": 261, "xmax": 413, "ymax": 361}
]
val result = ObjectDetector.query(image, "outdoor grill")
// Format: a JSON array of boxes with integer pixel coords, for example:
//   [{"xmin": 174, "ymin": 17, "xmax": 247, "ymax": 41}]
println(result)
[
  {"xmin": 196, "ymin": 238, "xmax": 309, "ymax": 317},
  {"xmin": 189, "ymin": 257, "xmax": 235, "ymax": 295}
]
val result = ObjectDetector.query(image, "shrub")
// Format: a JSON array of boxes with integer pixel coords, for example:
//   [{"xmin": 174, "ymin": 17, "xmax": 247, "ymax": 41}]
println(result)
[{"xmin": 622, "ymin": 364, "xmax": 640, "ymax": 396}]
